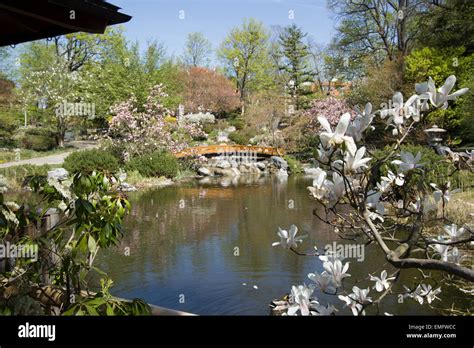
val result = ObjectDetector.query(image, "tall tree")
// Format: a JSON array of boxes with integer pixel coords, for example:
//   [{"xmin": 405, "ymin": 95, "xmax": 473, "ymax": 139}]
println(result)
[
  {"xmin": 414, "ymin": 0, "xmax": 474, "ymax": 53},
  {"xmin": 277, "ymin": 24, "xmax": 312, "ymax": 109},
  {"xmin": 183, "ymin": 32, "xmax": 212, "ymax": 67},
  {"xmin": 217, "ymin": 18, "xmax": 273, "ymax": 114},
  {"xmin": 328, "ymin": 0, "xmax": 432, "ymax": 63}
]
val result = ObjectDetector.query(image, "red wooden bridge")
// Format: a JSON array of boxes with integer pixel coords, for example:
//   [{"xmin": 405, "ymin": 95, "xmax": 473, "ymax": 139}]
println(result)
[{"xmin": 174, "ymin": 145, "xmax": 286, "ymax": 158}]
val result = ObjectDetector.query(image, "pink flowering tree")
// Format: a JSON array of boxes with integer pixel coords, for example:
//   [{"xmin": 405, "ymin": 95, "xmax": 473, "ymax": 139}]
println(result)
[
  {"xmin": 108, "ymin": 84, "xmax": 206, "ymax": 158},
  {"xmin": 304, "ymin": 96, "xmax": 356, "ymax": 133}
]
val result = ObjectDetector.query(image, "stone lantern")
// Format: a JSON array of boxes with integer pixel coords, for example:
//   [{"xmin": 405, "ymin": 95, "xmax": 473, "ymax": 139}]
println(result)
[{"xmin": 424, "ymin": 125, "xmax": 446, "ymax": 149}]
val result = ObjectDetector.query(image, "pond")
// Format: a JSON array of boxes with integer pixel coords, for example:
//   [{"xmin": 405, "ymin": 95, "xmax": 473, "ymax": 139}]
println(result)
[{"xmin": 97, "ymin": 175, "xmax": 462, "ymax": 315}]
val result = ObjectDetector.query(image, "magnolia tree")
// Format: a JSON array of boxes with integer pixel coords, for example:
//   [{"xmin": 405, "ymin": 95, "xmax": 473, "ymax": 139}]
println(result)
[
  {"xmin": 107, "ymin": 84, "xmax": 206, "ymax": 158},
  {"xmin": 20, "ymin": 59, "xmax": 90, "ymax": 146},
  {"xmin": 272, "ymin": 75, "xmax": 472, "ymax": 316}
]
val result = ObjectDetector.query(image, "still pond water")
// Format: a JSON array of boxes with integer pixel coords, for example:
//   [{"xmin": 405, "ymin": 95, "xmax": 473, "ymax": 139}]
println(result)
[{"xmin": 97, "ymin": 175, "xmax": 462, "ymax": 315}]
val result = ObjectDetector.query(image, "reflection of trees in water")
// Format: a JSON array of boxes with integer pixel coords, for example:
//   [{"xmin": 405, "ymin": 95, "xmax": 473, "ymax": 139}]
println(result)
[{"xmin": 102, "ymin": 177, "xmax": 340, "ymax": 280}]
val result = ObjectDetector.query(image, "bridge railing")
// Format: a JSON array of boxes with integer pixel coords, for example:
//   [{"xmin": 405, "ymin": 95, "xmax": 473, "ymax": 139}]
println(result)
[{"xmin": 174, "ymin": 145, "xmax": 285, "ymax": 158}]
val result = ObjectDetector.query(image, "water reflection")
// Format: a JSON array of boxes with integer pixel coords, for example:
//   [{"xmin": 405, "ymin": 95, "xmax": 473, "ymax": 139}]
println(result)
[{"xmin": 97, "ymin": 175, "xmax": 462, "ymax": 315}]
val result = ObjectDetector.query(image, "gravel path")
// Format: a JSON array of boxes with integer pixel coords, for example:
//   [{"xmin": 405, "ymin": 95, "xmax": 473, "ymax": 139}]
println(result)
[{"xmin": 0, "ymin": 140, "xmax": 98, "ymax": 169}]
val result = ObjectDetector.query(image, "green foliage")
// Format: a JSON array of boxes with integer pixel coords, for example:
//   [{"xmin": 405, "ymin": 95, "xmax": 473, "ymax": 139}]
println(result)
[
  {"xmin": 277, "ymin": 24, "xmax": 313, "ymax": 109},
  {"xmin": 459, "ymin": 77, "xmax": 474, "ymax": 145},
  {"xmin": 63, "ymin": 149, "xmax": 119, "ymax": 175},
  {"xmin": 217, "ymin": 18, "xmax": 275, "ymax": 100},
  {"xmin": 228, "ymin": 131, "xmax": 249, "ymax": 145},
  {"xmin": 405, "ymin": 47, "xmax": 473, "ymax": 86},
  {"xmin": 283, "ymin": 155, "xmax": 303, "ymax": 174},
  {"xmin": 63, "ymin": 278, "xmax": 151, "ymax": 316},
  {"xmin": 13, "ymin": 127, "xmax": 56, "ymax": 151},
  {"xmin": 125, "ymin": 151, "xmax": 179, "ymax": 178},
  {"xmin": 0, "ymin": 171, "xmax": 139, "ymax": 315},
  {"xmin": 229, "ymin": 117, "xmax": 245, "ymax": 130},
  {"xmin": 414, "ymin": 0, "xmax": 474, "ymax": 53}
]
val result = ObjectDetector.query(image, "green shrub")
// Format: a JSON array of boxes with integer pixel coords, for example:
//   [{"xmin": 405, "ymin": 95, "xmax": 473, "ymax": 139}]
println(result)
[
  {"xmin": 229, "ymin": 131, "xmax": 250, "ymax": 145},
  {"xmin": 283, "ymin": 155, "xmax": 303, "ymax": 174},
  {"xmin": 374, "ymin": 143, "xmax": 473, "ymax": 189},
  {"xmin": 64, "ymin": 149, "xmax": 120, "ymax": 175},
  {"xmin": 229, "ymin": 117, "xmax": 245, "ymax": 130},
  {"xmin": 125, "ymin": 151, "xmax": 179, "ymax": 178},
  {"xmin": 202, "ymin": 123, "xmax": 216, "ymax": 135},
  {"xmin": 14, "ymin": 127, "xmax": 56, "ymax": 151}
]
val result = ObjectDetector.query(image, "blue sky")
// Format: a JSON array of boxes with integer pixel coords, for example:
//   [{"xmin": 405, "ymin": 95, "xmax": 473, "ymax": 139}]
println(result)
[{"xmin": 112, "ymin": 0, "xmax": 336, "ymax": 62}]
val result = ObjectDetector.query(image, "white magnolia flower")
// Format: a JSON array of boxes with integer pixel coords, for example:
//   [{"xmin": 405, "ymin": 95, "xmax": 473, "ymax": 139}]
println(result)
[
  {"xmin": 316, "ymin": 144, "xmax": 331, "ymax": 163},
  {"xmin": 312, "ymin": 303, "xmax": 337, "ymax": 316},
  {"xmin": 369, "ymin": 270, "xmax": 396, "ymax": 292},
  {"xmin": 318, "ymin": 113, "xmax": 357, "ymax": 155},
  {"xmin": 272, "ymin": 225, "xmax": 306, "ymax": 249},
  {"xmin": 409, "ymin": 195, "xmax": 436, "ymax": 213},
  {"xmin": 338, "ymin": 286, "xmax": 371, "ymax": 316},
  {"xmin": 403, "ymin": 285, "xmax": 424, "ymax": 304},
  {"xmin": 367, "ymin": 190, "xmax": 385, "ymax": 215},
  {"xmin": 308, "ymin": 271, "xmax": 336, "ymax": 293},
  {"xmin": 307, "ymin": 170, "xmax": 329, "ymax": 201},
  {"xmin": 391, "ymin": 151, "xmax": 423, "ymax": 172},
  {"xmin": 418, "ymin": 75, "xmax": 469, "ymax": 109},
  {"xmin": 287, "ymin": 284, "xmax": 317, "ymax": 316},
  {"xmin": 383, "ymin": 170, "xmax": 405, "ymax": 186},
  {"xmin": 323, "ymin": 258, "xmax": 351, "ymax": 287},
  {"xmin": 330, "ymin": 172, "xmax": 345, "ymax": 202},
  {"xmin": 448, "ymin": 247, "xmax": 467, "ymax": 265},
  {"xmin": 347, "ymin": 103, "xmax": 375, "ymax": 142},
  {"xmin": 430, "ymin": 182, "xmax": 460, "ymax": 204},
  {"xmin": 380, "ymin": 92, "xmax": 420, "ymax": 125},
  {"xmin": 430, "ymin": 240, "xmax": 450, "ymax": 262},
  {"xmin": 377, "ymin": 170, "xmax": 405, "ymax": 193},
  {"xmin": 419, "ymin": 284, "xmax": 442, "ymax": 304},
  {"xmin": 443, "ymin": 224, "xmax": 466, "ymax": 242},
  {"xmin": 335, "ymin": 146, "xmax": 371, "ymax": 173}
]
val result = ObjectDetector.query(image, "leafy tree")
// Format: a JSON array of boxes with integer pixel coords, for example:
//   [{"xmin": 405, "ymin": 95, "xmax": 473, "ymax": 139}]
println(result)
[
  {"xmin": 0, "ymin": 171, "xmax": 151, "ymax": 315},
  {"xmin": 217, "ymin": 18, "xmax": 274, "ymax": 114},
  {"xmin": 414, "ymin": 0, "xmax": 474, "ymax": 54},
  {"xmin": 182, "ymin": 32, "xmax": 212, "ymax": 67},
  {"xmin": 329, "ymin": 0, "xmax": 432, "ymax": 63}
]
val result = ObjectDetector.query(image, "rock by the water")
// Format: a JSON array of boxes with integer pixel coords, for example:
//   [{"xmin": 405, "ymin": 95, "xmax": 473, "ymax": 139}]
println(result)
[
  {"xmin": 198, "ymin": 167, "xmax": 211, "ymax": 176},
  {"xmin": 256, "ymin": 162, "xmax": 266, "ymax": 170},
  {"xmin": 216, "ymin": 160, "xmax": 231, "ymax": 169},
  {"xmin": 119, "ymin": 182, "xmax": 137, "ymax": 192},
  {"xmin": 271, "ymin": 156, "xmax": 288, "ymax": 170},
  {"xmin": 214, "ymin": 168, "xmax": 239, "ymax": 177},
  {"xmin": 47, "ymin": 168, "xmax": 69, "ymax": 181}
]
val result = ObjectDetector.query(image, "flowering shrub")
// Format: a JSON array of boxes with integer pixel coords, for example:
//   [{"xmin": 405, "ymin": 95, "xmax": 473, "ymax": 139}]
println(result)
[
  {"xmin": 107, "ymin": 84, "xmax": 206, "ymax": 158},
  {"xmin": 305, "ymin": 97, "xmax": 356, "ymax": 133},
  {"xmin": 272, "ymin": 75, "xmax": 472, "ymax": 316},
  {"xmin": 181, "ymin": 112, "xmax": 216, "ymax": 124}
]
